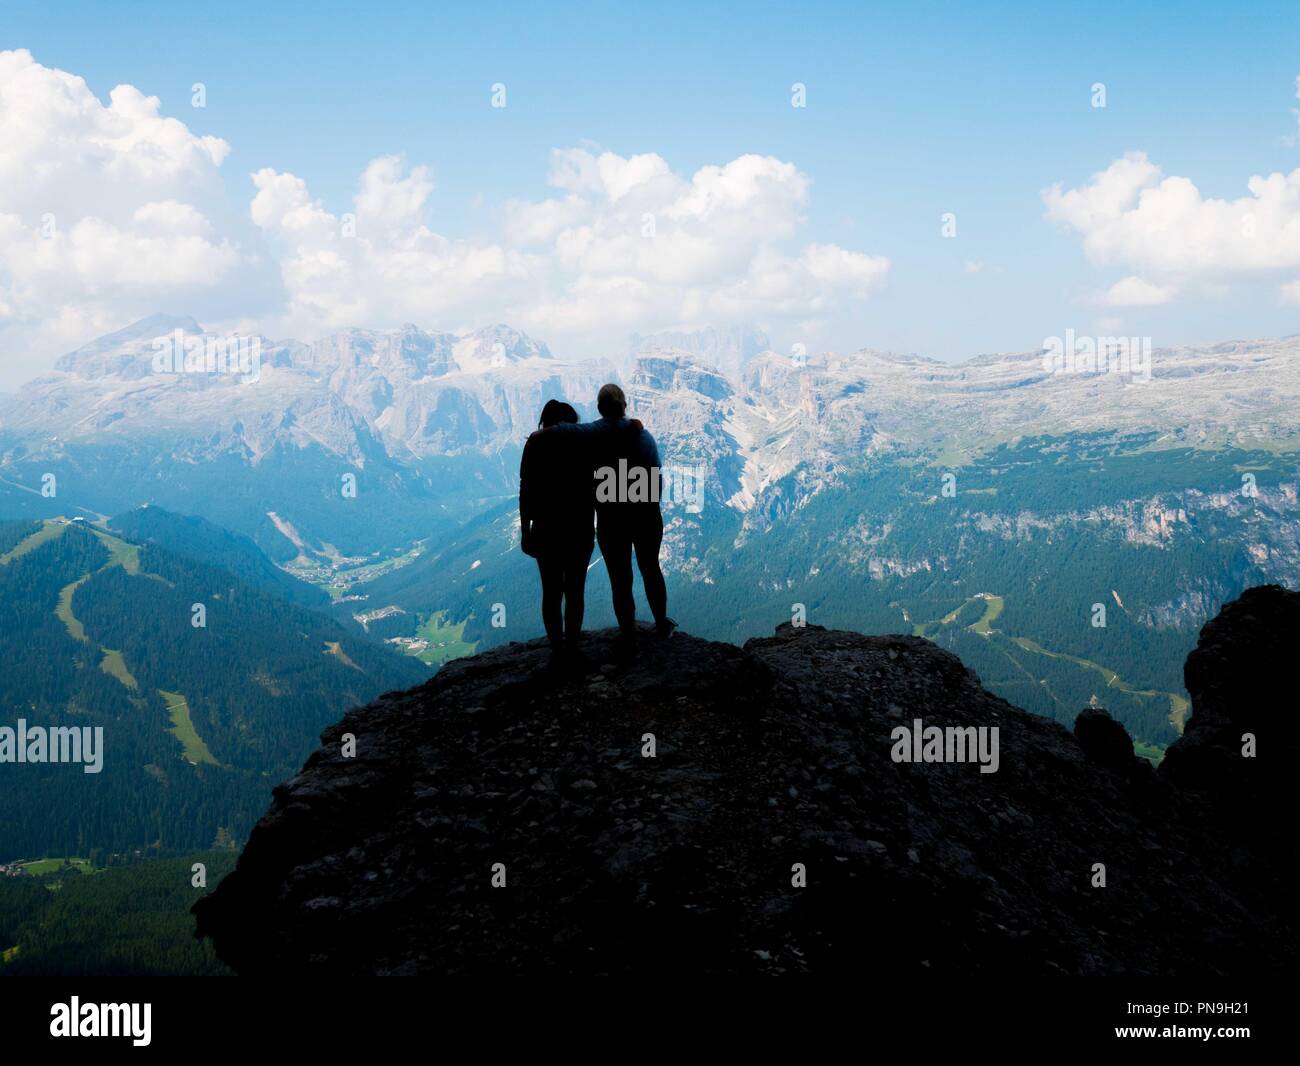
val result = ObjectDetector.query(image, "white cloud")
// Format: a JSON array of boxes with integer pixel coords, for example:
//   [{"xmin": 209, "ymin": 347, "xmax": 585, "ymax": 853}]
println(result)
[
  {"xmin": 0, "ymin": 49, "xmax": 228, "ymax": 205},
  {"xmin": 250, "ymin": 158, "xmax": 541, "ymax": 332},
  {"xmin": 256, "ymin": 147, "xmax": 889, "ymax": 349},
  {"xmin": 249, "ymin": 170, "xmax": 335, "ymax": 237},
  {"xmin": 0, "ymin": 49, "xmax": 239, "ymax": 380},
  {"xmin": 1280, "ymin": 279, "xmax": 1300, "ymax": 305},
  {"xmin": 0, "ymin": 50, "xmax": 890, "ymax": 384},
  {"xmin": 353, "ymin": 155, "xmax": 434, "ymax": 231},
  {"xmin": 1099, "ymin": 275, "xmax": 1177, "ymax": 307},
  {"xmin": 1044, "ymin": 151, "xmax": 1300, "ymax": 281}
]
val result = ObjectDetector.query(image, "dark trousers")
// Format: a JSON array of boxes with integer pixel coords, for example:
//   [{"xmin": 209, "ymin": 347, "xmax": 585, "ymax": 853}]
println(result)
[
  {"xmin": 597, "ymin": 512, "xmax": 667, "ymax": 635},
  {"xmin": 536, "ymin": 540, "xmax": 594, "ymax": 649}
]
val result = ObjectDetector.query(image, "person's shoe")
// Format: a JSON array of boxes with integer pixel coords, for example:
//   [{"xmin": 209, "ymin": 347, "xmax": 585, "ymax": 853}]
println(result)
[
  {"xmin": 562, "ymin": 641, "xmax": 592, "ymax": 674},
  {"xmin": 611, "ymin": 629, "xmax": 638, "ymax": 662},
  {"xmin": 655, "ymin": 616, "xmax": 679, "ymax": 638}
]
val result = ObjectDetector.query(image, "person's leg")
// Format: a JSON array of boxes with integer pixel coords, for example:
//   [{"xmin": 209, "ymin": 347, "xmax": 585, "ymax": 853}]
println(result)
[
  {"xmin": 633, "ymin": 515, "xmax": 668, "ymax": 625},
  {"xmin": 597, "ymin": 524, "xmax": 637, "ymax": 634},
  {"xmin": 537, "ymin": 554, "xmax": 564, "ymax": 649},
  {"xmin": 562, "ymin": 540, "xmax": 593, "ymax": 645}
]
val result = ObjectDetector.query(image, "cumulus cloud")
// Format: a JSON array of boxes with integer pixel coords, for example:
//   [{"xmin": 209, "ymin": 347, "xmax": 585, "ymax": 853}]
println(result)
[
  {"xmin": 0, "ymin": 50, "xmax": 890, "ymax": 384},
  {"xmin": 0, "ymin": 49, "xmax": 228, "ymax": 206},
  {"xmin": 1044, "ymin": 151, "xmax": 1300, "ymax": 286},
  {"xmin": 250, "ymin": 156, "xmax": 542, "ymax": 331},
  {"xmin": 1098, "ymin": 275, "xmax": 1178, "ymax": 307},
  {"xmin": 255, "ymin": 146, "xmax": 890, "ymax": 348},
  {"xmin": 0, "ymin": 49, "xmax": 239, "ymax": 379}
]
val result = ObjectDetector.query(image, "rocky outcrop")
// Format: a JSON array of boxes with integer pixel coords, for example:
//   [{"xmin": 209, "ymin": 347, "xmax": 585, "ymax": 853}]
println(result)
[
  {"xmin": 194, "ymin": 595, "xmax": 1296, "ymax": 976},
  {"xmin": 1162, "ymin": 584, "xmax": 1297, "ymax": 815},
  {"xmin": 1072, "ymin": 707, "xmax": 1151, "ymax": 779}
]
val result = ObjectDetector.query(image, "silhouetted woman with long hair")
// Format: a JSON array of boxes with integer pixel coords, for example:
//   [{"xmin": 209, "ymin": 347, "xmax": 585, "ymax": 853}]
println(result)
[{"xmin": 519, "ymin": 400, "xmax": 595, "ymax": 662}]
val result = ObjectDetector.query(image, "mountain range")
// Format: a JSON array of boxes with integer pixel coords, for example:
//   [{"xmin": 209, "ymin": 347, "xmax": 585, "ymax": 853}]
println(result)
[
  {"xmin": 6, "ymin": 317, "xmax": 1299, "ymax": 539},
  {"xmin": 3, "ymin": 316, "xmax": 1300, "ymax": 759}
]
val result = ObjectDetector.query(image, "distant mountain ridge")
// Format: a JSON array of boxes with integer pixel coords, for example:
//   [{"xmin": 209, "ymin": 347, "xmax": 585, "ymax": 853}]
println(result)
[
  {"xmin": 4, "ymin": 318, "xmax": 609, "ymax": 462},
  {"xmin": 8, "ymin": 316, "xmax": 1300, "ymax": 483}
]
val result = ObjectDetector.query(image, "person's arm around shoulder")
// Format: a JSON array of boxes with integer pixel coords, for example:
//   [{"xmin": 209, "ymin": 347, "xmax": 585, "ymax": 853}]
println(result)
[
  {"xmin": 641, "ymin": 428, "xmax": 661, "ymax": 469},
  {"xmin": 528, "ymin": 417, "xmax": 605, "ymax": 441},
  {"xmin": 563, "ymin": 418, "xmax": 610, "ymax": 434}
]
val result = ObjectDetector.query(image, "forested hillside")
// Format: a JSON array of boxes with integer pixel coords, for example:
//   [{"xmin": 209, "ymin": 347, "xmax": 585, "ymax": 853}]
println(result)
[
  {"xmin": 0, "ymin": 519, "xmax": 428, "ymax": 858},
  {"xmin": 0, "ymin": 852, "xmax": 235, "ymax": 976},
  {"xmin": 108, "ymin": 506, "xmax": 333, "ymax": 610}
]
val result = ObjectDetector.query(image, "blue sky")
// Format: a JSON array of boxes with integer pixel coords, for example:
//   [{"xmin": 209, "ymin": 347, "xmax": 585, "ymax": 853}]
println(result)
[{"xmin": 2, "ymin": 0, "xmax": 1300, "ymax": 381}]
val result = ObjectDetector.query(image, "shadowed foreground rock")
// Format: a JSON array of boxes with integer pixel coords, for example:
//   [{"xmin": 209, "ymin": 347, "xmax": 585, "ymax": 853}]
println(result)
[
  {"xmin": 1162, "ymin": 584, "xmax": 1298, "ymax": 817},
  {"xmin": 194, "ymin": 590, "xmax": 1296, "ymax": 976}
]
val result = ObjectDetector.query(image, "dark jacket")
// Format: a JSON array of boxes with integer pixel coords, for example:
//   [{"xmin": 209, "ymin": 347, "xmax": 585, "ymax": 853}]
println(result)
[
  {"xmin": 559, "ymin": 416, "xmax": 662, "ymax": 527},
  {"xmin": 519, "ymin": 429, "xmax": 595, "ymax": 556}
]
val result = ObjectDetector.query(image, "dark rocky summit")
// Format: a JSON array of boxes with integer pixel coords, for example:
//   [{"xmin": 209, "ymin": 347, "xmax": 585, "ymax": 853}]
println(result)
[
  {"xmin": 1072, "ymin": 707, "xmax": 1151, "ymax": 778},
  {"xmin": 1162, "ymin": 585, "xmax": 1297, "ymax": 814},
  {"xmin": 194, "ymin": 588, "xmax": 1296, "ymax": 976}
]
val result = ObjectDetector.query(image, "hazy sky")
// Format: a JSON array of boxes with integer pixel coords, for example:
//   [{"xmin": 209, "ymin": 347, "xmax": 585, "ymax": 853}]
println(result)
[{"xmin": 2, "ymin": 0, "xmax": 1300, "ymax": 386}]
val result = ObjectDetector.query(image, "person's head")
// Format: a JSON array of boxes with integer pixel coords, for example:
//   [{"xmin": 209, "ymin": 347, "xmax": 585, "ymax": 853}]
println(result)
[
  {"xmin": 597, "ymin": 383, "xmax": 627, "ymax": 418},
  {"xmin": 537, "ymin": 399, "xmax": 579, "ymax": 429}
]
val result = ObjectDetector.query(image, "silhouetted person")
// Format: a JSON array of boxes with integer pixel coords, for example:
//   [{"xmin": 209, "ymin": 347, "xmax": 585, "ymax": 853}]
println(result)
[
  {"xmin": 519, "ymin": 400, "xmax": 594, "ymax": 660},
  {"xmin": 552, "ymin": 383, "xmax": 674, "ymax": 648}
]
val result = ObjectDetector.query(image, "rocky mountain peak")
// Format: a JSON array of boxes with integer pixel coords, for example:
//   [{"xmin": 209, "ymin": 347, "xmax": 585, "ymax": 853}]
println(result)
[
  {"xmin": 630, "ymin": 349, "xmax": 733, "ymax": 401},
  {"xmin": 300, "ymin": 325, "xmax": 459, "ymax": 377},
  {"xmin": 52, "ymin": 313, "xmax": 205, "ymax": 379},
  {"xmin": 628, "ymin": 324, "xmax": 771, "ymax": 380},
  {"xmin": 457, "ymin": 324, "xmax": 553, "ymax": 368},
  {"xmin": 193, "ymin": 590, "xmax": 1295, "ymax": 976}
]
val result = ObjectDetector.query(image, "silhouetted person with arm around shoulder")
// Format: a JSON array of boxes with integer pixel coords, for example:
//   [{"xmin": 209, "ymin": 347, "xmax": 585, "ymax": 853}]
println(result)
[
  {"xmin": 519, "ymin": 400, "xmax": 595, "ymax": 664},
  {"xmin": 541, "ymin": 383, "xmax": 675, "ymax": 653}
]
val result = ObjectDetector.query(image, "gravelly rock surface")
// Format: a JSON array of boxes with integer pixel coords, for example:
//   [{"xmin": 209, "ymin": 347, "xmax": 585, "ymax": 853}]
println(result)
[{"xmin": 195, "ymin": 592, "xmax": 1295, "ymax": 976}]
